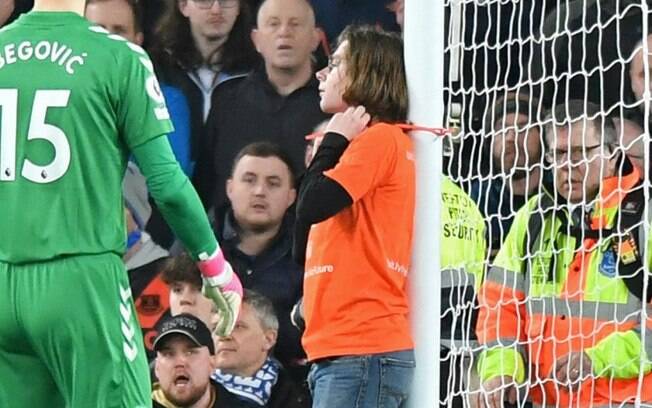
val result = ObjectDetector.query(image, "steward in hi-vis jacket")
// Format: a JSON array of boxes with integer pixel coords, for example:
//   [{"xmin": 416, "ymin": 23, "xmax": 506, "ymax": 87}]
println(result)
[{"xmin": 476, "ymin": 101, "xmax": 652, "ymax": 408}]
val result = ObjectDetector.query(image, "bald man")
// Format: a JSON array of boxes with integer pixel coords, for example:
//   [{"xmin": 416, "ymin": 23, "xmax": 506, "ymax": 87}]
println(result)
[
  {"xmin": 197, "ymin": 0, "xmax": 328, "ymax": 211},
  {"xmin": 252, "ymin": 0, "xmax": 320, "ymax": 94}
]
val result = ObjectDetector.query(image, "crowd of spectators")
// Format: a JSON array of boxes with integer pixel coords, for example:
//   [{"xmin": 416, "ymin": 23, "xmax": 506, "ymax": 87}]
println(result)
[{"xmin": 3, "ymin": 0, "xmax": 652, "ymax": 407}]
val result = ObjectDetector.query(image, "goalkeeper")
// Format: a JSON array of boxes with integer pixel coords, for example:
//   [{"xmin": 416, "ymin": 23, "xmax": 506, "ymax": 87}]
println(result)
[
  {"xmin": 0, "ymin": 1, "xmax": 241, "ymax": 408},
  {"xmin": 476, "ymin": 101, "xmax": 652, "ymax": 407}
]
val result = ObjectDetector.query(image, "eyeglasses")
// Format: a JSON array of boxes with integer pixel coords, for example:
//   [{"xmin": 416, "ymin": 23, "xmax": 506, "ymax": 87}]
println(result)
[
  {"xmin": 544, "ymin": 144, "xmax": 605, "ymax": 164},
  {"xmin": 190, "ymin": 0, "xmax": 238, "ymax": 9}
]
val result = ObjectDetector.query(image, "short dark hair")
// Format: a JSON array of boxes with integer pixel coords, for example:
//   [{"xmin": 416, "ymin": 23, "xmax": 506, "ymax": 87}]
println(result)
[
  {"xmin": 85, "ymin": 0, "xmax": 143, "ymax": 32},
  {"xmin": 161, "ymin": 252, "xmax": 202, "ymax": 289},
  {"xmin": 337, "ymin": 25, "xmax": 408, "ymax": 123},
  {"xmin": 230, "ymin": 142, "xmax": 296, "ymax": 186},
  {"xmin": 485, "ymin": 90, "xmax": 541, "ymax": 134}
]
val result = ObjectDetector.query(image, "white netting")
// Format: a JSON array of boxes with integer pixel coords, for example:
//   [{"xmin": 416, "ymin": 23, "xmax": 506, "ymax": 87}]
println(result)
[{"xmin": 439, "ymin": 0, "xmax": 651, "ymax": 406}]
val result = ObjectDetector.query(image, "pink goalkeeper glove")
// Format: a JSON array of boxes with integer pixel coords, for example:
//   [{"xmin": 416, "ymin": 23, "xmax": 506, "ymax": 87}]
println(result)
[{"xmin": 197, "ymin": 248, "xmax": 243, "ymax": 336}]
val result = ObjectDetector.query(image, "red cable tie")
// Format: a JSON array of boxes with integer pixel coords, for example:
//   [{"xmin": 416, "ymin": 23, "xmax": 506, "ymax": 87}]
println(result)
[
  {"xmin": 305, "ymin": 124, "xmax": 451, "ymax": 141},
  {"xmin": 397, "ymin": 123, "xmax": 451, "ymax": 136}
]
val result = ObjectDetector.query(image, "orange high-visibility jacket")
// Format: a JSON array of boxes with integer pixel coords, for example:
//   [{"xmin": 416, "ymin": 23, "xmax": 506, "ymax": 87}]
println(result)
[{"xmin": 477, "ymin": 166, "xmax": 652, "ymax": 406}]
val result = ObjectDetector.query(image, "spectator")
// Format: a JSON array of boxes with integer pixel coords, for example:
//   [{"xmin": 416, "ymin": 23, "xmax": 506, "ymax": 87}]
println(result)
[
  {"xmin": 629, "ymin": 34, "xmax": 652, "ymax": 118},
  {"xmin": 214, "ymin": 142, "xmax": 305, "ymax": 377},
  {"xmin": 0, "ymin": 0, "xmax": 14, "ymax": 26},
  {"xmin": 476, "ymin": 100, "xmax": 652, "ymax": 407},
  {"xmin": 123, "ymin": 163, "xmax": 172, "ymax": 361},
  {"xmin": 1, "ymin": 0, "xmax": 31, "ymax": 27},
  {"xmin": 213, "ymin": 290, "xmax": 309, "ymax": 407},
  {"xmin": 85, "ymin": 0, "xmax": 194, "ymax": 176},
  {"xmin": 469, "ymin": 92, "xmax": 544, "ymax": 258},
  {"xmin": 148, "ymin": 0, "xmax": 259, "ymax": 246},
  {"xmin": 163, "ymin": 253, "xmax": 219, "ymax": 333},
  {"xmin": 195, "ymin": 0, "xmax": 328, "ymax": 210},
  {"xmin": 84, "ymin": 0, "xmax": 143, "ymax": 42},
  {"xmin": 295, "ymin": 25, "xmax": 415, "ymax": 407},
  {"xmin": 152, "ymin": 313, "xmax": 244, "ymax": 407},
  {"xmin": 0, "ymin": 2, "xmax": 240, "ymax": 406},
  {"xmin": 149, "ymin": 0, "xmax": 257, "ymax": 161}
]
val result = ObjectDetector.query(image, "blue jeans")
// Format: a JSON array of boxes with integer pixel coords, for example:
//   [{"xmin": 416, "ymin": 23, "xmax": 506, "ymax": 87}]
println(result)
[{"xmin": 308, "ymin": 350, "xmax": 415, "ymax": 408}]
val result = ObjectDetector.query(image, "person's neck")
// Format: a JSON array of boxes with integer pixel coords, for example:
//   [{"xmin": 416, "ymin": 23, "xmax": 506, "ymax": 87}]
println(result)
[
  {"xmin": 194, "ymin": 33, "xmax": 226, "ymax": 67},
  {"xmin": 236, "ymin": 223, "xmax": 281, "ymax": 256},
  {"xmin": 33, "ymin": 0, "xmax": 84, "ymax": 15},
  {"xmin": 187, "ymin": 383, "xmax": 214, "ymax": 408},
  {"xmin": 229, "ymin": 357, "xmax": 268, "ymax": 378},
  {"xmin": 508, "ymin": 166, "xmax": 542, "ymax": 196},
  {"xmin": 265, "ymin": 61, "xmax": 313, "ymax": 96}
]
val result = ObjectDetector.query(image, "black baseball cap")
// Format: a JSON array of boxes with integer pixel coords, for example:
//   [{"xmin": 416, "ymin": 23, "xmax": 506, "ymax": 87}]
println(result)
[{"xmin": 153, "ymin": 314, "xmax": 215, "ymax": 355}]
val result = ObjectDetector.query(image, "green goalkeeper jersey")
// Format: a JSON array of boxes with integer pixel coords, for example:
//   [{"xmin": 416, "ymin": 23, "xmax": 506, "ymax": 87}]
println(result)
[{"xmin": 0, "ymin": 12, "xmax": 173, "ymax": 263}]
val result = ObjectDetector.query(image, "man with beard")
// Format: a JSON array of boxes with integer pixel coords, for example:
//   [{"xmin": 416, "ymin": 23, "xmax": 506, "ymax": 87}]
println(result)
[
  {"xmin": 469, "ymin": 91, "xmax": 544, "ymax": 258},
  {"xmin": 152, "ymin": 313, "xmax": 242, "ymax": 407},
  {"xmin": 212, "ymin": 142, "xmax": 306, "ymax": 381}
]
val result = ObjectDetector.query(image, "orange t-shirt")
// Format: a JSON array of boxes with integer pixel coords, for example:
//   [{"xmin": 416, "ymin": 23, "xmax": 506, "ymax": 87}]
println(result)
[{"xmin": 302, "ymin": 123, "xmax": 416, "ymax": 361}]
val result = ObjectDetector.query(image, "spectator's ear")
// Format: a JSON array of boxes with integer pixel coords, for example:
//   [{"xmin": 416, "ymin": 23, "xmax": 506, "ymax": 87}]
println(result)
[
  {"xmin": 251, "ymin": 28, "xmax": 261, "ymax": 53},
  {"xmin": 226, "ymin": 178, "xmax": 234, "ymax": 201},
  {"xmin": 178, "ymin": 0, "xmax": 189, "ymax": 17},
  {"xmin": 310, "ymin": 27, "xmax": 321, "ymax": 52},
  {"xmin": 154, "ymin": 357, "xmax": 162, "ymax": 379},
  {"xmin": 262, "ymin": 329, "xmax": 277, "ymax": 352},
  {"xmin": 134, "ymin": 31, "xmax": 144, "ymax": 47},
  {"xmin": 287, "ymin": 187, "xmax": 296, "ymax": 208}
]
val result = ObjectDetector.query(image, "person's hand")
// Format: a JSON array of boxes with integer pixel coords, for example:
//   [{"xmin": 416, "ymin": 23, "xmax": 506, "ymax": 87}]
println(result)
[
  {"xmin": 197, "ymin": 249, "xmax": 243, "ymax": 337},
  {"xmin": 325, "ymin": 106, "xmax": 371, "ymax": 141},
  {"xmin": 549, "ymin": 351, "xmax": 592, "ymax": 391},
  {"xmin": 475, "ymin": 376, "xmax": 518, "ymax": 408},
  {"xmin": 290, "ymin": 297, "xmax": 305, "ymax": 332}
]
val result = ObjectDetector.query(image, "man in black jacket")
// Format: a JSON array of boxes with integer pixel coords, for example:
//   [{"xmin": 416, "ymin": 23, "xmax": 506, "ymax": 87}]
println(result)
[
  {"xmin": 195, "ymin": 0, "xmax": 329, "ymax": 210},
  {"xmin": 213, "ymin": 142, "xmax": 305, "ymax": 376}
]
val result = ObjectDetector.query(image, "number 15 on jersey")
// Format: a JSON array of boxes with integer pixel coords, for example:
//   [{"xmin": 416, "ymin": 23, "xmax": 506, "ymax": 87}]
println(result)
[{"xmin": 0, "ymin": 89, "xmax": 71, "ymax": 184}]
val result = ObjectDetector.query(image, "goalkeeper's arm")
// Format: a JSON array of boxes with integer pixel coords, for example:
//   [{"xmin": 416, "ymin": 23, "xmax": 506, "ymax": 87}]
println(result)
[
  {"xmin": 132, "ymin": 136, "xmax": 242, "ymax": 335},
  {"xmin": 132, "ymin": 135, "xmax": 215, "ymax": 259}
]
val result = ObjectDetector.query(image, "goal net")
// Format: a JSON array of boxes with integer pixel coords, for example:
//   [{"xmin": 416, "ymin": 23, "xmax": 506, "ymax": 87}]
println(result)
[{"xmin": 439, "ymin": 0, "xmax": 651, "ymax": 406}]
